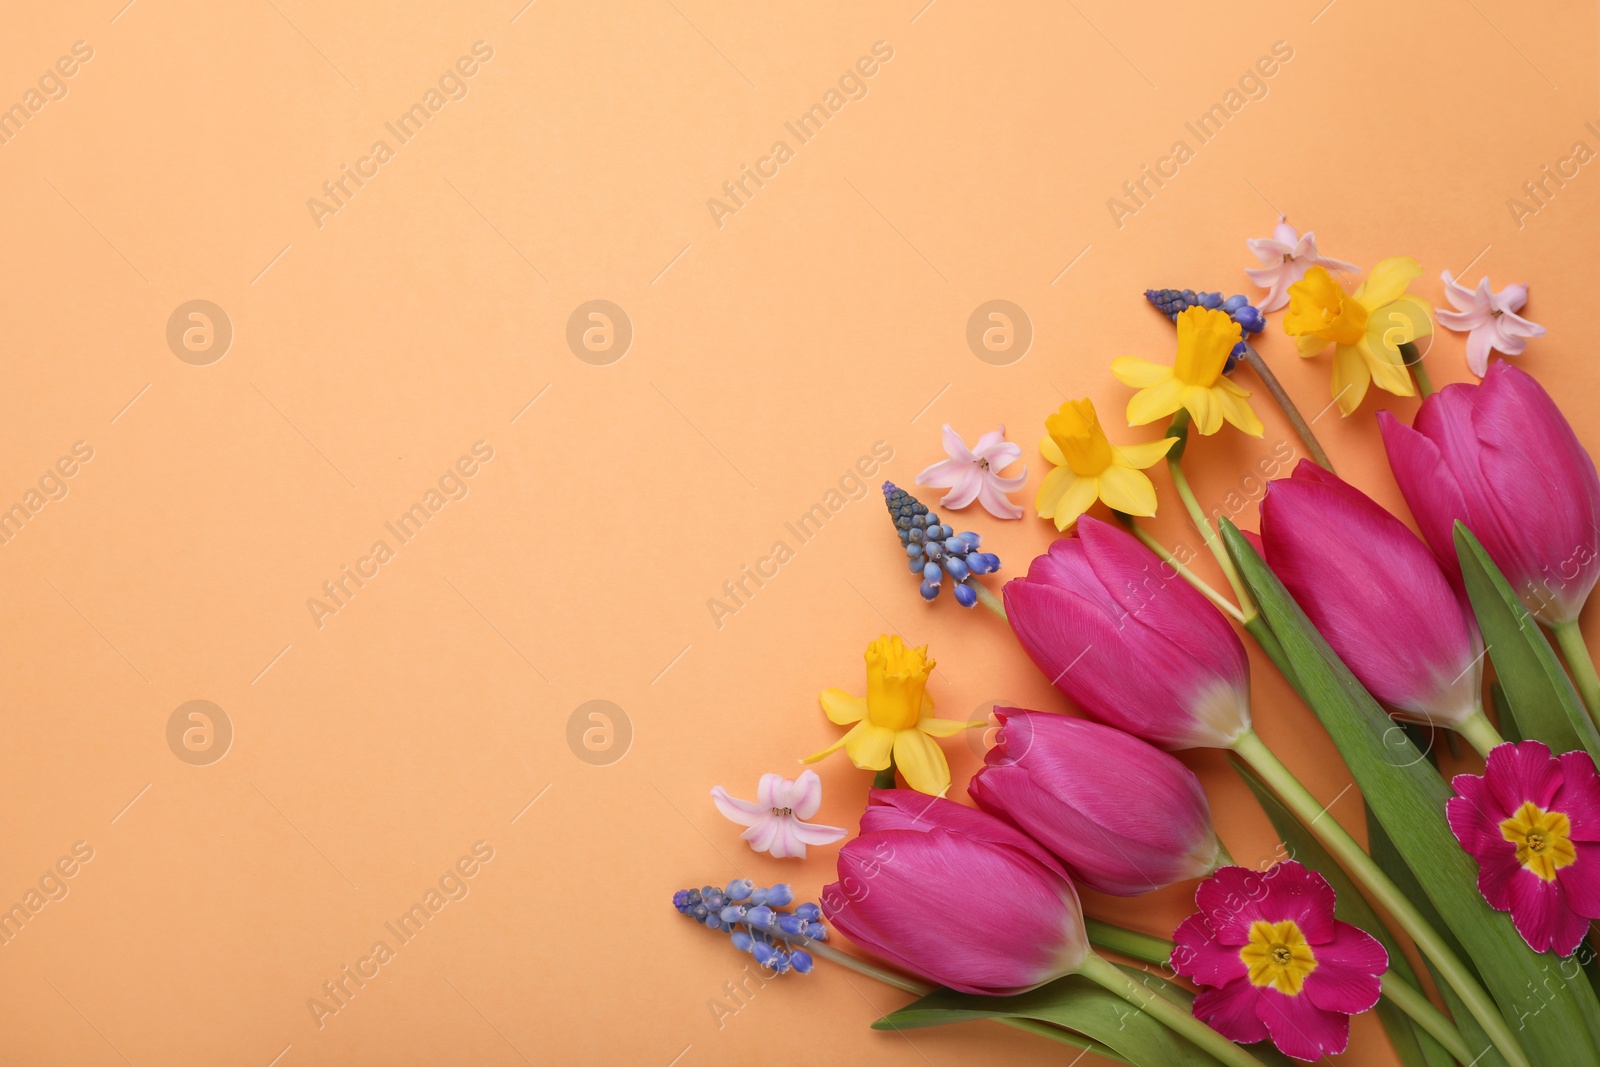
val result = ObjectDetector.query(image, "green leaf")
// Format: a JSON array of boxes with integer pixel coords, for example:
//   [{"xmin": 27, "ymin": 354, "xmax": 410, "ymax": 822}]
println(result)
[
  {"xmin": 1231, "ymin": 757, "xmax": 1455, "ymax": 1067},
  {"xmin": 1368, "ymin": 810, "xmax": 1506, "ymax": 1067},
  {"xmin": 1220, "ymin": 519, "xmax": 1600, "ymax": 1067},
  {"xmin": 1491, "ymin": 681, "xmax": 1523, "ymax": 743},
  {"xmin": 1455, "ymin": 522, "xmax": 1600, "ymax": 760},
  {"xmin": 874, "ymin": 970, "xmax": 1297, "ymax": 1067}
]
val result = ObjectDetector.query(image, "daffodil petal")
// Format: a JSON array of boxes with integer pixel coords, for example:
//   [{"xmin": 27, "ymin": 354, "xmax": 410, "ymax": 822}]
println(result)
[
  {"xmin": 1216, "ymin": 390, "xmax": 1264, "ymax": 437},
  {"xmin": 1110, "ymin": 437, "xmax": 1179, "ymax": 469},
  {"xmin": 819, "ymin": 688, "xmax": 867, "ymax": 725},
  {"xmin": 844, "ymin": 723, "xmax": 896, "ymax": 770},
  {"xmin": 1331, "ymin": 345, "xmax": 1372, "ymax": 417},
  {"xmin": 1096, "ymin": 463, "xmax": 1159, "ymax": 516},
  {"xmin": 1125, "ymin": 378, "xmax": 1186, "ymax": 427},
  {"xmin": 1110, "ymin": 357, "xmax": 1171, "ymax": 388},
  {"xmin": 1042, "ymin": 471, "xmax": 1100, "ymax": 531},
  {"xmin": 1296, "ymin": 334, "xmax": 1328, "ymax": 359},
  {"xmin": 916, "ymin": 715, "xmax": 984, "ymax": 738},
  {"xmin": 1184, "ymin": 385, "xmax": 1223, "ymax": 435},
  {"xmin": 1040, "ymin": 436, "xmax": 1067, "ymax": 467},
  {"xmin": 1356, "ymin": 256, "xmax": 1422, "ymax": 310},
  {"xmin": 1362, "ymin": 337, "xmax": 1416, "ymax": 399},
  {"xmin": 802, "ymin": 720, "xmax": 865, "ymax": 764},
  {"xmin": 894, "ymin": 728, "xmax": 952, "ymax": 796}
]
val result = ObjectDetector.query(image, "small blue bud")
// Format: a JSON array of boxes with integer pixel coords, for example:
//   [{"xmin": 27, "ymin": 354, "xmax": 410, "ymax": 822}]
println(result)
[
  {"xmin": 687, "ymin": 888, "xmax": 703, "ymax": 904},
  {"xmin": 751, "ymin": 942, "xmax": 776, "ymax": 967},
  {"xmin": 703, "ymin": 892, "xmax": 726, "ymax": 911},
  {"xmin": 672, "ymin": 890, "xmax": 691, "ymax": 910},
  {"xmin": 795, "ymin": 903, "xmax": 822, "ymax": 922},
  {"xmin": 766, "ymin": 884, "xmax": 794, "ymax": 907},
  {"xmin": 746, "ymin": 905, "xmax": 776, "ymax": 928},
  {"xmin": 805, "ymin": 921, "xmax": 828, "ymax": 940},
  {"xmin": 953, "ymin": 583, "xmax": 978, "ymax": 608},
  {"xmin": 691, "ymin": 904, "xmax": 708, "ymax": 920},
  {"xmin": 983, "ymin": 553, "xmax": 1000, "ymax": 571},
  {"xmin": 923, "ymin": 561, "xmax": 941, "ymax": 583},
  {"xmin": 945, "ymin": 557, "xmax": 969, "ymax": 581},
  {"xmin": 730, "ymin": 930, "xmax": 754, "ymax": 953},
  {"xmin": 906, "ymin": 543, "xmax": 923, "ymax": 558},
  {"xmin": 1221, "ymin": 293, "xmax": 1248, "ymax": 312},
  {"xmin": 777, "ymin": 914, "xmax": 805, "ymax": 937},
  {"xmin": 908, "ymin": 558, "xmax": 922, "ymax": 574},
  {"xmin": 705, "ymin": 916, "xmax": 723, "ymax": 931},
  {"xmin": 919, "ymin": 580, "xmax": 940, "ymax": 601},
  {"xmin": 726, "ymin": 879, "xmax": 754, "ymax": 901},
  {"xmin": 967, "ymin": 553, "xmax": 991, "ymax": 575},
  {"xmin": 790, "ymin": 950, "xmax": 815, "ymax": 974},
  {"xmin": 720, "ymin": 905, "xmax": 747, "ymax": 924},
  {"xmin": 700, "ymin": 886, "xmax": 718, "ymax": 899},
  {"xmin": 767, "ymin": 950, "xmax": 791, "ymax": 974},
  {"xmin": 749, "ymin": 887, "xmax": 769, "ymax": 907},
  {"xmin": 958, "ymin": 530, "xmax": 980, "ymax": 545}
]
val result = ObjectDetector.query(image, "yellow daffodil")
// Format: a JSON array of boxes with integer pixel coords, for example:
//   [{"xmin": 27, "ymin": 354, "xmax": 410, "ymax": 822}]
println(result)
[
  {"xmin": 1283, "ymin": 258, "xmax": 1434, "ymax": 416},
  {"xmin": 803, "ymin": 635, "xmax": 982, "ymax": 796},
  {"xmin": 1111, "ymin": 307, "xmax": 1264, "ymax": 437},
  {"xmin": 1035, "ymin": 399, "xmax": 1176, "ymax": 532}
]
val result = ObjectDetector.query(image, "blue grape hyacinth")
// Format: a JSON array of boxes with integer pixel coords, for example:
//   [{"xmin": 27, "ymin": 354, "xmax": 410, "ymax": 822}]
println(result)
[
  {"xmin": 1144, "ymin": 289, "xmax": 1265, "ymax": 372},
  {"xmin": 673, "ymin": 881, "xmax": 825, "ymax": 975},
  {"xmin": 883, "ymin": 482, "xmax": 999, "ymax": 608}
]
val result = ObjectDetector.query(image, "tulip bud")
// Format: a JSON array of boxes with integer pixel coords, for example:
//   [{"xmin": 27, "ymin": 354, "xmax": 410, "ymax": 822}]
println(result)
[
  {"xmin": 823, "ymin": 790, "xmax": 1088, "ymax": 995},
  {"xmin": 968, "ymin": 711, "xmax": 1222, "ymax": 895},
  {"xmin": 1002, "ymin": 516, "xmax": 1252, "ymax": 750},
  {"xmin": 1380, "ymin": 362, "xmax": 1600, "ymax": 624},
  {"xmin": 1260, "ymin": 460, "xmax": 1484, "ymax": 727}
]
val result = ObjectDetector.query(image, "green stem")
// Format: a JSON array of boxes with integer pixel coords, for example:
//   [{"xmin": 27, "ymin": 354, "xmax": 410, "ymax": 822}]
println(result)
[
  {"xmin": 1454, "ymin": 707, "xmax": 1506, "ymax": 758},
  {"xmin": 872, "ymin": 763, "xmax": 897, "ymax": 790},
  {"xmin": 1401, "ymin": 342, "xmax": 1434, "ymax": 397},
  {"xmin": 1165, "ymin": 415, "xmax": 1258, "ymax": 624},
  {"xmin": 1238, "ymin": 344, "xmax": 1335, "ymax": 473},
  {"xmin": 1242, "ymin": 614, "xmax": 1291, "ymax": 680},
  {"xmin": 1084, "ymin": 919, "xmax": 1174, "ymax": 968},
  {"xmin": 1231, "ymin": 729, "xmax": 1531, "ymax": 1067},
  {"xmin": 1553, "ymin": 621, "xmax": 1600, "ymax": 728},
  {"xmin": 1120, "ymin": 518, "xmax": 1245, "ymax": 623},
  {"xmin": 971, "ymin": 581, "xmax": 1006, "ymax": 621},
  {"xmin": 1077, "ymin": 953, "xmax": 1271, "ymax": 1067},
  {"xmin": 1380, "ymin": 969, "xmax": 1474, "ymax": 1064}
]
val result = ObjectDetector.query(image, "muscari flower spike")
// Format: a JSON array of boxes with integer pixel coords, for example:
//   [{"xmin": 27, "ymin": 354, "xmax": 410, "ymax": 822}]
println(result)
[
  {"xmin": 1144, "ymin": 288, "xmax": 1265, "ymax": 372},
  {"xmin": 883, "ymin": 482, "xmax": 1000, "ymax": 608},
  {"xmin": 673, "ymin": 880, "xmax": 826, "ymax": 975}
]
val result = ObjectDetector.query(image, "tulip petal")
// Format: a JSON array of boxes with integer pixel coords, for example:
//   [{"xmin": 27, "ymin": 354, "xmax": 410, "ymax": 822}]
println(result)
[{"xmin": 820, "ymin": 688, "xmax": 867, "ymax": 725}]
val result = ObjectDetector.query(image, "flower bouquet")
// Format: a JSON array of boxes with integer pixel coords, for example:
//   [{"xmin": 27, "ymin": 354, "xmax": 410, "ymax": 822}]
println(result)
[{"xmin": 673, "ymin": 222, "xmax": 1600, "ymax": 1066}]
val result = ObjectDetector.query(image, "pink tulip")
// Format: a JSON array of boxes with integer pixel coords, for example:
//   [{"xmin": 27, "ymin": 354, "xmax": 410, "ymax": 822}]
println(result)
[
  {"xmin": 1002, "ymin": 516, "xmax": 1252, "ymax": 750},
  {"xmin": 1259, "ymin": 460, "xmax": 1484, "ymax": 727},
  {"xmin": 1380, "ymin": 362, "xmax": 1600, "ymax": 624},
  {"xmin": 968, "ymin": 710, "xmax": 1222, "ymax": 895},
  {"xmin": 822, "ymin": 789, "xmax": 1088, "ymax": 995}
]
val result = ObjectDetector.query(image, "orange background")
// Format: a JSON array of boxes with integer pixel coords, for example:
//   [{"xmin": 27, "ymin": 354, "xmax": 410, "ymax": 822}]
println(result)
[{"xmin": 1, "ymin": 1, "xmax": 1596, "ymax": 1064}]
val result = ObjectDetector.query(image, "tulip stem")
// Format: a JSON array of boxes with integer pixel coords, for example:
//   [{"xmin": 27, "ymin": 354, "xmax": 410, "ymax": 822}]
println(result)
[
  {"xmin": 1165, "ymin": 417, "xmax": 1259, "ymax": 624},
  {"xmin": 971, "ymin": 581, "xmax": 1007, "ymax": 621},
  {"xmin": 1084, "ymin": 919, "xmax": 1174, "ymax": 968},
  {"xmin": 1077, "ymin": 952, "xmax": 1272, "ymax": 1067},
  {"xmin": 1231, "ymin": 729, "xmax": 1532, "ymax": 1067},
  {"xmin": 1400, "ymin": 342, "xmax": 1434, "ymax": 397},
  {"xmin": 1238, "ymin": 344, "xmax": 1335, "ymax": 473},
  {"xmin": 1553, "ymin": 621, "xmax": 1600, "ymax": 726},
  {"xmin": 1122, "ymin": 520, "xmax": 1246, "ymax": 623},
  {"xmin": 1455, "ymin": 707, "xmax": 1506, "ymax": 758},
  {"xmin": 1380, "ymin": 969, "xmax": 1475, "ymax": 1064}
]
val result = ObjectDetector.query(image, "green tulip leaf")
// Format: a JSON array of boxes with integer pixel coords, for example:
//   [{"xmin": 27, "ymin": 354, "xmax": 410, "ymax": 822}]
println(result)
[
  {"xmin": 1454, "ymin": 522, "xmax": 1600, "ymax": 760},
  {"xmin": 1220, "ymin": 518, "xmax": 1600, "ymax": 1067}
]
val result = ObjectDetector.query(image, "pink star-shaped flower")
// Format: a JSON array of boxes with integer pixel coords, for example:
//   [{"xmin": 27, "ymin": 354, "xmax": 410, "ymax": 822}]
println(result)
[
  {"xmin": 915, "ymin": 424, "xmax": 1026, "ymax": 520},
  {"xmin": 710, "ymin": 770, "xmax": 845, "ymax": 859},
  {"xmin": 1245, "ymin": 217, "xmax": 1359, "ymax": 313},
  {"xmin": 1436, "ymin": 271, "xmax": 1547, "ymax": 377}
]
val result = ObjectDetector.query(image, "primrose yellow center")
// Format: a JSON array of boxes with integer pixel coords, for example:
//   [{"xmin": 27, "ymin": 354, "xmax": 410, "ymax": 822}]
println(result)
[
  {"xmin": 863, "ymin": 634, "xmax": 933, "ymax": 732},
  {"xmin": 1500, "ymin": 801, "xmax": 1577, "ymax": 882},
  {"xmin": 1239, "ymin": 920, "xmax": 1317, "ymax": 996}
]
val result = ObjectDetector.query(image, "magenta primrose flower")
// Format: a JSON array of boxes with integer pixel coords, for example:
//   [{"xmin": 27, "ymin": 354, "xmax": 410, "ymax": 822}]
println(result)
[
  {"xmin": 1381, "ymin": 362, "xmax": 1600, "ymax": 625},
  {"xmin": 1173, "ymin": 861, "xmax": 1387, "ymax": 1062},
  {"xmin": 1260, "ymin": 460, "xmax": 1487, "ymax": 734},
  {"xmin": 1447, "ymin": 741, "xmax": 1600, "ymax": 956},
  {"xmin": 968, "ymin": 710, "xmax": 1224, "ymax": 895},
  {"xmin": 1003, "ymin": 516, "xmax": 1252, "ymax": 750},
  {"xmin": 823, "ymin": 789, "xmax": 1088, "ymax": 995}
]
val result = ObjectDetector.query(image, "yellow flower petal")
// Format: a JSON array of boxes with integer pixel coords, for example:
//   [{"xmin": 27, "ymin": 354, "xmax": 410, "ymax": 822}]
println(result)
[
  {"xmin": 1215, "ymin": 389, "xmax": 1264, "ymax": 437},
  {"xmin": 1284, "ymin": 266, "xmax": 1347, "ymax": 337},
  {"xmin": 1185, "ymin": 384, "xmax": 1223, "ymax": 436},
  {"xmin": 1295, "ymin": 334, "xmax": 1328, "ymax": 359},
  {"xmin": 1126, "ymin": 377, "xmax": 1186, "ymax": 427},
  {"xmin": 1038, "ymin": 468, "xmax": 1100, "ymax": 531},
  {"xmin": 1360, "ymin": 337, "xmax": 1415, "ymax": 400},
  {"xmin": 916, "ymin": 715, "xmax": 985, "ymax": 738},
  {"xmin": 1110, "ymin": 356, "xmax": 1172, "ymax": 388},
  {"xmin": 1173, "ymin": 308, "xmax": 1240, "ymax": 386},
  {"xmin": 1356, "ymin": 256, "xmax": 1421, "ymax": 310},
  {"xmin": 802, "ymin": 719, "xmax": 865, "ymax": 764},
  {"xmin": 820, "ymin": 688, "xmax": 867, "ymax": 725},
  {"xmin": 1110, "ymin": 437, "xmax": 1179, "ymax": 469},
  {"xmin": 844, "ymin": 722, "xmax": 896, "ymax": 770},
  {"xmin": 893, "ymin": 727, "xmax": 952, "ymax": 796},
  {"xmin": 1331, "ymin": 345, "xmax": 1372, "ymax": 417},
  {"xmin": 1040, "ymin": 435, "xmax": 1067, "ymax": 467},
  {"xmin": 1096, "ymin": 463, "xmax": 1159, "ymax": 516}
]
